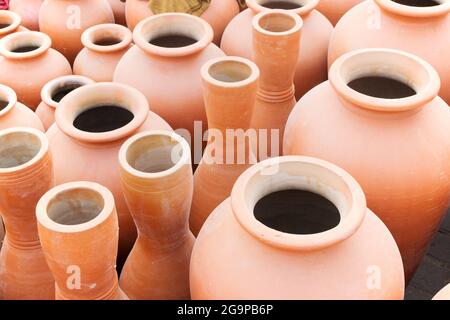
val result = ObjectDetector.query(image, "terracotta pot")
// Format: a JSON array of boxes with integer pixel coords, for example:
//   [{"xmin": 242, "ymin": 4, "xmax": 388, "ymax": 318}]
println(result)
[
  {"xmin": 114, "ymin": 13, "xmax": 225, "ymax": 154},
  {"xmin": 9, "ymin": 0, "xmax": 43, "ymax": 31},
  {"xmin": 433, "ymin": 284, "xmax": 450, "ymax": 300},
  {"xmin": 191, "ymin": 156, "xmax": 405, "ymax": 299},
  {"xmin": 0, "ymin": 127, "xmax": 54, "ymax": 300},
  {"xmin": 46, "ymin": 82, "xmax": 172, "ymax": 268},
  {"xmin": 36, "ymin": 181, "xmax": 128, "ymax": 300},
  {"xmin": 39, "ymin": 0, "xmax": 115, "ymax": 64},
  {"xmin": 189, "ymin": 56, "xmax": 259, "ymax": 236},
  {"xmin": 119, "ymin": 131, "xmax": 195, "ymax": 299},
  {"xmin": 74, "ymin": 24, "xmax": 132, "ymax": 82},
  {"xmin": 316, "ymin": 0, "xmax": 362, "ymax": 25},
  {"xmin": 107, "ymin": 0, "xmax": 126, "ymax": 25},
  {"xmin": 125, "ymin": 0, "xmax": 239, "ymax": 44},
  {"xmin": 0, "ymin": 31, "xmax": 72, "ymax": 110},
  {"xmin": 0, "ymin": 10, "xmax": 27, "ymax": 40},
  {"xmin": 221, "ymin": 0, "xmax": 332, "ymax": 100},
  {"xmin": 328, "ymin": 0, "xmax": 450, "ymax": 104},
  {"xmin": 284, "ymin": 48, "xmax": 450, "ymax": 282}
]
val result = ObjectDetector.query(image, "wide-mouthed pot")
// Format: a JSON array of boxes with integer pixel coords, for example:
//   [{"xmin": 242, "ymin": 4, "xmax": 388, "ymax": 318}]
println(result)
[{"xmin": 0, "ymin": 10, "xmax": 28, "ymax": 39}]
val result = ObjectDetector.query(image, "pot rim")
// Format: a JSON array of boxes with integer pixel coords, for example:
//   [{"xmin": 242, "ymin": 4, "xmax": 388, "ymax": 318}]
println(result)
[
  {"xmin": 41, "ymin": 75, "xmax": 95, "ymax": 109},
  {"xmin": 252, "ymin": 9, "xmax": 303, "ymax": 38},
  {"xmin": 81, "ymin": 23, "xmax": 133, "ymax": 53},
  {"xmin": 246, "ymin": 0, "xmax": 319, "ymax": 16},
  {"xmin": 0, "ymin": 31, "xmax": 51, "ymax": 60},
  {"xmin": 0, "ymin": 84, "xmax": 17, "ymax": 117},
  {"xmin": 375, "ymin": 0, "xmax": 450, "ymax": 18},
  {"xmin": 0, "ymin": 10, "xmax": 22, "ymax": 36}
]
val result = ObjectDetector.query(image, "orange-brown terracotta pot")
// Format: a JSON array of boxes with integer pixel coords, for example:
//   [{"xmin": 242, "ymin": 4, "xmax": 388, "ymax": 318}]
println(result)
[
  {"xmin": 316, "ymin": 0, "xmax": 362, "ymax": 25},
  {"xmin": 36, "ymin": 75, "xmax": 95, "ymax": 131},
  {"xmin": 328, "ymin": 0, "xmax": 450, "ymax": 104},
  {"xmin": 125, "ymin": 0, "xmax": 239, "ymax": 44},
  {"xmin": 191, "ymin": 156, "xmax": 405, "ymax": 299},
  {"xmin": 107, "ymin": 0, "xmax": 127, "ymax": 25},
  {"xmin": 189, "ymin": 56, "xmax": 259, "ymax": 236},
  {"xmin": 46, "ymin": 83, "xmax": 172, "ymax": 268},
  {"xmin": 39, "ymin": 0, "xmax": 115, "ymax": 64},
  {"xmin": 0, "ymin": 127, "xmax": 54, "ymax": 300},
  {"xmin": 36, "ymin": 181, "xmax": 128, "ymax": 300},
  {"xmin": 0, "ymin": 10, "xmax": 27, "ymax": 40},
  {"xmin": 433, "ymin": 284, "xmax": 450, "ymax": 300},
  {"xmin": 0, "ymin": 31, "xmax": 72, "ymax": 110},
  {"xmin": 74, "ymin": 24, "xmax": 132, "ymax": 82},
  {"xmin": 119, "ymin": 131, "xmax": 195, "ymax": 300},
  {"xmin": 9, "ymin": 0, "xmax": 43, "ymax": 31},
  {"xmin": 221, "ymin": 0, "xmax": 333, "ymax": 100},
  {"xmin": 284, "ymin": 48, "xmax": 450, "ymax": 282}
]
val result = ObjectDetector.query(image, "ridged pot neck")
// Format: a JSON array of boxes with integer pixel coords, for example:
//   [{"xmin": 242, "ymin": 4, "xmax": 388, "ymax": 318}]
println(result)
[
  {"xmin": 0, "ymin": 11, "xmax": 22, "ymax": 37},
  {"xmin": 133, "ymin": 13, "xmax": 214, "ymax": 58},
  {"xmin": 41, "ymin": 75, "xmax": 95, "ymax": 109},
  {"xmin": 82, "ymin": 23, "xmax": 132, "ymax": 54},
  {"xmin": 231, "ymin": 156, "xmax": 367, "ymax": 251},
  {"xmin": 375, "ymin": 0, "xmax": 450, "ymax": 18},
  {"xmin": 246, "ymin": 0, "xmax": 318, "ymax": 16},
  {"xmin": 0, "ymin": 84, "xmax": 17, "ymax": 117},
  {"xmin": 329, "ymin": 48, "xmax": 441, "ymax": 113},
  {"xmin": 0, "ymin": 31, "xmax": 51, "ymax": 60}
]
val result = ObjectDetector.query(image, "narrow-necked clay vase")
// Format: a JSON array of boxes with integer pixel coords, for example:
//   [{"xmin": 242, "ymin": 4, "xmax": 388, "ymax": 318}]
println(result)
[
  {"xmin": 9, "ymin": 0, "xmax": 43, "ymax": 31},
  {"xmin": 39, "ymin": 0, "xmax": 115, "ymax": 64},
  {"xmin": 36, "ymin": 75, "xmax": 95, "ymax": 131},
  {"xmin": 0, "ymin": 10, "xmax": 27, "ymax": 40},
  {"xmin": 221, "ymin": 0, "xmax": 333, "ymax": 100},
  {"xmin": 284, "ymin": 48, "xmax": 450, "ymax": 282},
  {"xmin": 0, "ymin": 127, "xmax": 54, "ymax": 300},
  {"xmin": 125, "ymin": 0, "xmax": 239, "ymax": 44},
  {"xmin": 74, "ymin": 24, "xmax": 132, "ymax": 82},
  {"xmin": 328, "ymin": 0, "xmax": 450, "ymax": 104},
  {"xmin": 114, "ymin": 13, "xmax": 225, "ymax": 155},
  {"xmin": 316, "ymin": 0, "xmax": 362, "ymax": 25},
  {"xmin": 433, "ymin": 284, "xmax": 450, "ymax": 300},
  {"xmin": 189, "ymin": 56, "xmax": 259, "ymax": 236},
  {"xmin": 46, "ymin": 82, "xmax": 172, "ymax": 268},
  {"xmin": 36, "ymin": 181, "xmax": 128, "ymax": 300},
  {"xmin": 119, "ymin": 131, "xmax": 195, "ymax": 300},
  {"xmin": 250, "ymin": 10, "xmax": 301, "ymax": 160},
  {"xmin": 107, "ymin": 0, "xmax": 126, "ymax": 25},
  {"xmin": 0, "ymin": 31, "xmax": 72, "ymax": 110},
  {"xmin": 191, "ymin": 156, "xmax": 405, "ymax": 299}
]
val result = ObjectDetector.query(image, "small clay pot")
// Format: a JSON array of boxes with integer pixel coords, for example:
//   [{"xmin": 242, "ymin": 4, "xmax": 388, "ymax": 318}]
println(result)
[
  {"xmin": 433, "ymin": 284, "xmax": 450, "ymax": 300},
  {"xmin": 107, "ymin": 0, "xmax": 126, "ymax": 25},
  {"xmin": 9, "ymin": 0, "xmax": 43, "ymax": 31},
  {"xmin": 0, "ymin": 10, "xmax": 27, "ymax": 40},
  {"xmin": 316, "ymin": 0, "xmax": 362, "ymax": 25}
]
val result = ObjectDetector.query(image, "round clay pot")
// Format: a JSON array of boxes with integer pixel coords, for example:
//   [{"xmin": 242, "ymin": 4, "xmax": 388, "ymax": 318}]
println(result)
[
  {"xmin": 284, "ymin": 48, "xmax": 450, "ymax": 282},
  {"xmin": 9, "ymin": 0, "xmax": 43, "ymax": 31},
  {"xmin": 316, "ymin": 0, "xmax": 362, "ymax": 25},
  {"xmin": 0, "ymin": 31, "xmax": 72, "ymax": 110},
  {"xmin": 0, "ymin": 127, "xmax": 54, "ymax": 300},
  {"xmin": 0, "ymin": 10, "xmax": 27, "ymax": 40},
  {"xmin": 190, "ymin": 56, "xmax": 259, "ymax": 236},
  {"xmin": 46, "ymin": 82, "xmax": 172, "ymax": 268},
  {"xmin": 119, "ymin": 131, "xmax": 195, "ymax": 300},
  {"xmin": 39, "ymin": 0, "xmax": 115, "ymax": 64},
  {"xmin": 221, "ymin": 0, "xmax": 333, "ymax": 100},
  {"xmin": 107, "ymin": 0, "xmax": 126, "ymax": 25},
  {"xmin": 125, "ymin": 0, "xmax": 239, "ymax": 44},
  {"xmin": 114, "ymin": 13, "xmax": 225, "ymax": 152},
  {"xmin": 36, "ymin": 75, "xmax": 95, "ymax": 130},
  {"xmin": 433, "ymin": 284, "xmax": 450, "ymax": 300},
  {"xmin": 36, "ymin": 181, "xmax": 128, "ymax": 300},
  {"xmin": 74, "ymin": 24, "xmax": 132, "ymax": 82},
  {"xmin": 328, "ymin": 0, "xmax": 450, "ymax": 104},
  {"xmin": 190, "ymin": 156, "xmax": 405, "ymax": 299}
]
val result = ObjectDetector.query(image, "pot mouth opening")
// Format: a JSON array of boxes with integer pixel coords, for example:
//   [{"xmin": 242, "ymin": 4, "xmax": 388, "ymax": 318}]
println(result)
[
  {"xmin": 202, "ymin": 57, "xmax": 260, "ymax": 87},
  {"xmin": 0, "ymin": 11, "xmax": 21, "ymax": 35},
  {"xmin": 247, "ymin": 0, "xmax": 318, "ymax": 15},
  {"xmin": 82, "ymin": 23, "xmax": 132, "ymax": 53},
  {"xmin": 0, "ymin": 31, "xmax": 51, "ymax": 59},
  {"xmin": 253, "ymin": 10, "xmax": 303, "ymax": 36},
  {"xmin": 42, "ymin": 76, "xmax": 95, "ymax": 109},
  {"xmin": 0, "ymin": 84, "xmax": 17, "ymax": 116},
  {"xmin": 72, "ymin": 105, "xmax": 135, "ymax": 133},
  {"xmin": 375, "ymin": 0, "xmax": 450, "ymax": 18}
]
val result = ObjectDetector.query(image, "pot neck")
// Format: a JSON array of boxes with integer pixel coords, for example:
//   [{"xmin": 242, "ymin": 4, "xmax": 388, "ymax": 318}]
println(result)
[
  {"xmin": 0, "ymin": 11, "xmax": 22, "ymax": 37},
  {"xmin": 41, "ymin": 75, "xmax": 95, "ymax": 109},
  {"xmin": 82, "ymin": 23, "xmax": 132, "ymax": 54},
  {"xmin": 0, "ymin": 31, "xmax": 51, "ymax": 60},
  {"xmin": 375, "ymin": 0, "xmax": 450, "ymax": 19},
  {"xmin": 246, "ymin": 0, "xmax": 318, "ymax": 16}
]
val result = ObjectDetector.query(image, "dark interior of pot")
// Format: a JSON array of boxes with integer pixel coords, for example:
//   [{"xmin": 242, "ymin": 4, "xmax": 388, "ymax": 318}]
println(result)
[
  {"xmin": 0, "ymin": 100, "xmax": 8, "ymax": 111},
  {"xmin": 208, "ymin": 60, "xmax": 252, "ymax": 83},
  {"xmin": 149, "ymin": 34, "xmax": 198, "ymax": 48},
  {"xmin": 258, "ymin": 11, "xmax": 297, "ymax": 32},
  {"xmin": 94, "ymin": 36, "xmax": 123, "ymax": 46},
  {"xmin": 11, "ymin": 45, "xmax": 40, "ymax": 53},
  {"xmin": 52, "ymin": 84, "xmax": 83, "ymax": 103},
  {"xmin": 73, "ymin": 105, "xmax": 134, "ymax": 133},
  {"xmin": 0, "ymin": 132, "xmax": 41, "ymax": 169},
  {"xmin": 391, "ymin": 0, "xmax": 442, "ymax": 7},
  {"xmin": 260, "ymin": 0, "xmax": 303, "ymax": 10},
  {"xmin": 347, "ymin": 76, "xmax": 417, "ymax": 99},
  {"xmin": 0, "ymin": 23, "xmax": 10, "ymax": 29}
]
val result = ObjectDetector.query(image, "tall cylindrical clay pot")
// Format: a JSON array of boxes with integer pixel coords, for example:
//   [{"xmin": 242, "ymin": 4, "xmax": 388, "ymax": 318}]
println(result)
[
  {"xmin": 316, "ymin": 0, "xmax": 362, "ymax": 25},
  {"xmin": 284, "ymin": 48, "xmax": 450, "ymax": 282},
  {"xmin": 0, "ymin": 31, "xmax": 72, "ymax": 110},
  {"xmin": 433, "ymin": 284, "xmax": 450, "ymax": 300},
  {"xmin": 9, "ymin": 0, "xmax": 43, "ymax": 31},
  {"xmin": 221, "ymin": 0, "xmax": 333, "ymax": 100},
  {"xmin": 0, "ymin": 10, "xmax": 27, "ymax": 40},
  {"xmin": 107, "ymin": 0, "xmax": 126, "ymax": 26},
  {"xmin": 0, "ymin": 127, "xmax": 54, "ymax": 300},
  {"xmin": 191, "ymin": 156, "xmax": 405, "ymax": 299},
  {"xmin": 119, "ymin": 131, "xmax": 195, "ymax": 300},
  {"xmin": 189, "ymin": 56, "xmax": 259, "ymax": 236},
  {"xmin": 37, "ymin": 181, "xmax": 128, "ymax": 300}
]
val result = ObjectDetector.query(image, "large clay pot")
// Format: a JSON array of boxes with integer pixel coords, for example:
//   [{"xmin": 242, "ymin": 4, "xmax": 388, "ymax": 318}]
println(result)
[
  {"xmin": 36, "ymin": 181, "xmax": 128, "ymax": 300},
  {"xmin": 74, "ymin": 24, "xmax": 132, "ymax": 82},
  {"xmin": 191, "ymin": 156, "xmax": 405, "ymax": 299},
  {"xmin": 189, "ymin": 56, "xmax": 259, "ymax": 236},
  {"xmin": 316, "ymin": 0, "xmax": 362, "ymax": 25},
  {"xmin": 119, "ymin": 131, "xmax": 195, "ymax": 300},
  {"xmin": 221, "ymin": 0, "xmax": 333, "ymax": 100},
  {"xmin": 9, "ymin": 0, "xmax": 43, "ymax": 31},
  {"xmin": 125, "ymin": 0, "xmax": 239, "ymax": 44},
  {"xmin": 284, "ymin": 48, "xmax": 450, "ymax": 282},
  {"xmin": 433, "ymin": 284, "xmax": 450, "ymax": 300},
  {"xmin": 328, "ymin": 0, "xmax": 450, "ymax": 104},
  {"xmin": 36, "ymin": 75, "xmax": 95, "ymax": 131},
  {"xmin": 107, "ymin": 0, "xmax": 126, "ymax": 25},
  {"xmin": 0, "ymin": 127, "xmax": 54, "ymax": 300},
  {"xmin": 46, "ymin": 82, "xmax": 172, "ymax": 268},
  {"xmin": 0, "ymin": 31, "xmax": 72, "ymax": 110},
  {"xmin": 39, "ymin": 0, "xmax": 115, "ymax": 64},
  {"xmin": 0, "ymin": 10, "xmax": 27, "ymax": 40}
]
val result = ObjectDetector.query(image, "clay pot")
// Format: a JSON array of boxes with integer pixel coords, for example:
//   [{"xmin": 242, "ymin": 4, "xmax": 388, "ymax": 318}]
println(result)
[
  {"xmin": 0, "ymin": 10, "xmax": 27, "ymax": 40},
  {"xmin": 328, "ymin": 0, "xmax": 450, "ymax": 104},
  {"xmin": 114, "ymin": 13, "xmax": 225, "ymax": 154},
  {"xmin": 0, "ymin": 31, "xmax": 72, "ymax": 110},
  {"xmin": 107, "ymin": 0, "xmax": 126, "ymax": 25},
  {"xmin": 46, "ymin": 82, "xmax": 172, "ymax": 268},
  {"xmin": 191, "ymin": 156, "xmax": 405, "ymax": 299},
  {"xmin": 39, "ymin": 0, "xmax": 115, "ymax": 64},
  {"xmin": 189, "ymin": 56, "xmax": 259, "ymax": 236},
  {"xmin": 221, "ymin": 0, "xmax": 333, "ymax": 100},
  {"xmin": 125, "ymin": 0, "xmax": 239, "ymax": 44},
  {"xmin": 316, "ymin": 0, "xmax": 362, "ymax": 25},
  {"xmin": 119, "ymin": 131, "xmax": 195, "ymax": 300},
  {"xmin": 36, "ymin": 181, "xmax": 128, "ymax": 300},
  {"xmin": 0, "ymin": 216, "xmax": 4, "ymax": 249},
  {"xmin": 0, "ymin": 127, "xmax": 54, "ymax": 300},
  {"xmin": 284, "ymin": 48, "xmax": 450, "ymax": 282},
  {"xmin": 433, "ymin": 284, "xmax": 450, "ymax": 300},
  {"xmin": 9, "ymin": 0, "xmax": 43, "ymax": 31}
]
